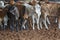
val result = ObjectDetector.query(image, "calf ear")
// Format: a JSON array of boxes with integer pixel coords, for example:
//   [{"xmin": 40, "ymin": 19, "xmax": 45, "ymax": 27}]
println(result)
[
  {"xmin": 28, "ymin": 2, "xmax": 32, "ymax": 5},
  {"xmin": 38, "ymin": 2, "xmax": 41, "ymax": 5},
  {"xmin": 45, "ymin": 1, "xmax": 49, "ymax": 4}
]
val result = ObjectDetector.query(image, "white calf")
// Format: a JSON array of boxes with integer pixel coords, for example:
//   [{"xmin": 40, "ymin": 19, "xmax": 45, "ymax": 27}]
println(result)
[
  {"xmin": 23, "ymin": 3, "xmax": 41, "ymax": 30},
  {"xmin": 32, "ymin": 4, "xmax": 41, "ymax": 30}
]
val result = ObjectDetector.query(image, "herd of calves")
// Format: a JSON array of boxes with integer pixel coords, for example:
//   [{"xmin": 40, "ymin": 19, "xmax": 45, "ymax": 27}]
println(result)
[{"xmin": 0, "ymin": 1, "xmax": 60, "ymax": 32}]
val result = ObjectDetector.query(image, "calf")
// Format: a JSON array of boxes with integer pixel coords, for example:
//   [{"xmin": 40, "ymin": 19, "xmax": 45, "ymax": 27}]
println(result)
[{"xmin": 23, "ymin": 1, "xmax": 41, "ymax": 30}]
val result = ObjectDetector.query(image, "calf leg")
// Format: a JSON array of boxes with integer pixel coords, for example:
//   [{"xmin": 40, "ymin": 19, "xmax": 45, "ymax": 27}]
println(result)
[
  {"xmin": 3, "ymin": 15, "xmax": 8, "ymax": 31},
  {"xmin": 40, "ymin": 19, "xmax": 43, "ymax": 29},
  {"xmin": 46, "ymin": 17, "xmax": 50, "ymax": 25},
  {"xmin": 37, "ymin": 17, "xmax": 40, "ymax": 30},
  {"xmin": 21, "ymin": 19, "xmax": 28, "ymax": 30},
  {"xmin": 43, "ymin": 19, "xmax": 48, "ymax": 30},
  {"xmin": 22, "ymin": 20, "xmax": 27, "ymax": 29},
  {"xmin": 10, "ymin": 26, "xmax": 14, "ymax": 32},
  {"xmin": 0, "ymin": 23, "xmax": 3, "ymax": 30},
  {"xmin": 32, "ymin": 16, "xmax": 35, "ymax": 30},
  {"xmin": 20, "ymin": 18, "xmax": 24, "ymax": 30},
  {"xmin": 55, "ymin": 17, "xmax": 58, "ymax": 23},
  {"xmin": 0, "ymin": 18, "xmax": 3, "ymax": 30},
  {"xmin": 58, "ymin": 17, "xmax": 60, "ymax": 29},
  {"xmin": 21, "ymin": 21, "xmax": 25, "ymax": 30},
  {"xmin": 25, "ymin": 19, "xmax": 28, "ymax": 30},
  {"xmin": 9, "ymin": 19, "xmax": 14, "ymax": 32},
  {"xmin": 15, "ymin": 20, "xmax": 19, "ymax": 32}
]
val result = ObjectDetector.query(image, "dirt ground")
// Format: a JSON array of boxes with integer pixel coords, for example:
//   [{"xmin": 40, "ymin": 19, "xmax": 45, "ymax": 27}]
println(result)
[
  {"xmin": 0, "ymin": 24, "xmax": 60, "ymax": 40},
  {"xmin": 0, "ymin": 17, "xmax": 59, "ymax": 40}
]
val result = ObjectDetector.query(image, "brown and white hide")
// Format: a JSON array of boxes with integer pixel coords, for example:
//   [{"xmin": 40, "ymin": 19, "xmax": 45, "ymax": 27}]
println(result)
[
  {"xmin": 40, "ymin": 2, "xmax": 58, "ymax": 29},
  {"xmin": 16, "ymin": 3, "xmax": 29, "ymax": 30},
  {"xmin": 0, "ymin": 8, "xmax": 7, "ymax": 26},
  {"xmin": 57, "ymin": 5, "xmax": 60, "ymax": 29}
]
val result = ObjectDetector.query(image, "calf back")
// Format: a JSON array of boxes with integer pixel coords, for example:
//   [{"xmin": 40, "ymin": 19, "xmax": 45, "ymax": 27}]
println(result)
[
  {"xmin": 0, "ymin": 8, "xmax": 7, "ymax": 19},
  {"xmin": 16, "ymin": 5, "xmax": 26, "ymax": 18}
]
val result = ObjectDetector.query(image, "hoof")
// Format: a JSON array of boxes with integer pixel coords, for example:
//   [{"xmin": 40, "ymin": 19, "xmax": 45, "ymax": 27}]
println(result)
[
  {"xmin": 46, "ymin": 27, "xmax": 49, "ymax": 30},
  {"xmin": 25, "ymin": 26, "xmax": 28, "ymax": 30},
  {"xmin": 37, "ymin": 27, "xmax": 40, "ymax": 30},
  {"xmin": 38, "ymin": 28, "xmax": 40, "ymax": 30},
  {"xmin": 40, "ymin": 27, "xmax": 42, "ymax": 29},
  {"xmin": 20, "ymin": 26, "xmax": 24, "ymax": 30},
  {"xmin": 58, "ymin": 27, "xmax": 60, "ymax": 29},
  {"xmin": 33, "ymin": 27, "xmax": 35, "ymax": 30}
]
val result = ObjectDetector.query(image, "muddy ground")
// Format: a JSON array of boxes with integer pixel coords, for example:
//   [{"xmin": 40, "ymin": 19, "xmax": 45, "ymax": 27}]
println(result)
[
  {"xmin": 0, "ymin": 17, "xmax": 60, "ymax": 40},
  {"xmin": 0, "ymin": 25, "xmax": 60, "ymax": 40}
]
